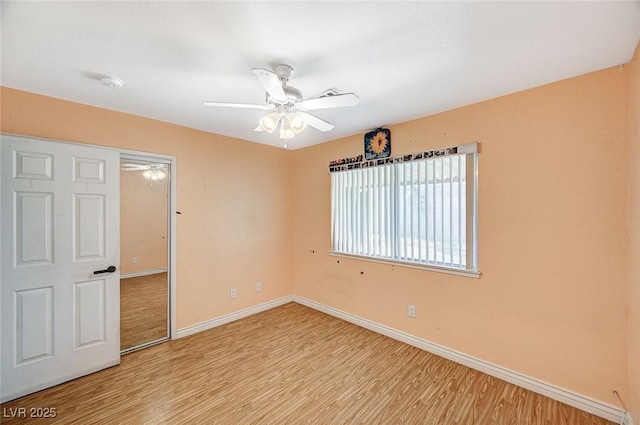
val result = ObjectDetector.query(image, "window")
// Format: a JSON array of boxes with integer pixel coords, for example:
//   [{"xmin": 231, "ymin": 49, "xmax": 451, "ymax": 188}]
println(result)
[{"xmin": 330, "ymin": 142, "xmax": 478, "ymax": 276}]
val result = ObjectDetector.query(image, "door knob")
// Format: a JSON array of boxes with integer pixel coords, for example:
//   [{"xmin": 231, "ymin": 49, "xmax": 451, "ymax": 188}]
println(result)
[{"xmin": 93, "ymin": 265, "xmax": 117, "ymax": 275}]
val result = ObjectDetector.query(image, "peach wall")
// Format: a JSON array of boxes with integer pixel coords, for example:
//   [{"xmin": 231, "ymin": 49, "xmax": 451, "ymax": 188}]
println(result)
[
  {"xmin": 628, "ymin": 43, "xmax": 640, "ymax": 423},
  {"xmin": 120, "ymin": 168, "xmax": 168, "ymax": 275},
  {"xmin": 0, "ymin": 87, "xmax": 293, "ymax": 328},
  {"xmin": 291, "ymin": 67, "xmax": 629, "ymax": 403}
]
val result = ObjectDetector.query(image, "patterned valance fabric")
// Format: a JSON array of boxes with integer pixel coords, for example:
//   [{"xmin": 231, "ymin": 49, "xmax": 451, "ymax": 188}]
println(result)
[{"xmin": 328, "ymin": 142, "xmax": 477, "ymax": 173}]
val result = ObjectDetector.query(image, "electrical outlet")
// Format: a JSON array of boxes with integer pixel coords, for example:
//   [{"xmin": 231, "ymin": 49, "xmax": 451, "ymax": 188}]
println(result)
[
  {"xmin": 408, "ymin": 304, "xmax": 416, "ymax": 318},
  {"xmin": 131, "ymin": 257, "xmax": 137, "ymax": 264},
  {"xmin": 256, "ymin": 282, "xmax": 262, "ymax": 292},
  {"xmin": 230, "ymin": 288, "xmax": 237, "ymax": 299}
]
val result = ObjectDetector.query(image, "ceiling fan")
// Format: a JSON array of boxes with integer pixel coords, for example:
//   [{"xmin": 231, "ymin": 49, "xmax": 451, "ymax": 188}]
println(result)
[
  {"xmin": 121, "ymin": 163, "xmax": 167, "ymax": 180},
  {"xmin": 202, "ymin": 64, "xmax": 359, "ymax": 146}
]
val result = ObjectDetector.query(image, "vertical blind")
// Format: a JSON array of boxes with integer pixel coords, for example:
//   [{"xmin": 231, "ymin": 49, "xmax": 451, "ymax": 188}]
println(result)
[{"xmin": 330, "ymin": 143, "xmax": 477, "ymax": 272}]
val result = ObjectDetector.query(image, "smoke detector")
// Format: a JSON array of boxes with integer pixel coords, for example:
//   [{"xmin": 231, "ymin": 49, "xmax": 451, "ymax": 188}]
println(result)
[{"xmin": 100, "ymin": 75, "xmax": 124, "ymax": 89}]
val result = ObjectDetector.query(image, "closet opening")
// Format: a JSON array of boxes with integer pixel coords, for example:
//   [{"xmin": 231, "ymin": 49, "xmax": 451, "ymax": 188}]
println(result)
[{"xmin": 119, "ymin": 155, "xmax": 172, "ymax": 353}]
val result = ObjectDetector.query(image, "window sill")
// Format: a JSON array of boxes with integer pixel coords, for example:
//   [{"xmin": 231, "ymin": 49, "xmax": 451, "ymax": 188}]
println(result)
[{"xmin": 328, "ymin": 251, "xmax": 481, "ymax": 279}]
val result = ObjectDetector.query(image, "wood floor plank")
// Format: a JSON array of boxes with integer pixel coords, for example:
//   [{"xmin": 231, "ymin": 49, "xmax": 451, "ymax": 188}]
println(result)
[{"xmin": 0, "ymin": 303, "xmax": 615, "ymax": 424}]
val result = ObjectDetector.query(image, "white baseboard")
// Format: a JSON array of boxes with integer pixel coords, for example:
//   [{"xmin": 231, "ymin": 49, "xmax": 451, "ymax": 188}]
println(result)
[
  {"xmin": 293, "ymin": 295, "xmax": 626, "ymax": 424},
  {"xmin": 120, "ymin": 268, "xmax": 168, "ymax": 279},
  {"xmin": 625, "ymin": 412, "xmax": 636, "ymax": 425},
  {"xmin": 176, "ymin": 296, "xmax": 294, "ymax": 339}
]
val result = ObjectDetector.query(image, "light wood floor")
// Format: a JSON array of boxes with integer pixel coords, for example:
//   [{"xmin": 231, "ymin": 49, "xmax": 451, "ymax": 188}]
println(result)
[
  {"xmin": 120, "ymin": 272, "xmax": 168, "ymax": 350},
  {"xmin": 1, "ymin": 303, "xmax": 614, "ymax": 425}
]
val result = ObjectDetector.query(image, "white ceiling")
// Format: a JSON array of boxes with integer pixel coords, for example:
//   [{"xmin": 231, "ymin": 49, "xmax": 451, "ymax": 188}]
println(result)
[{"xmin": 2, "ymin": 1, "xmax": 640, "ymax": 150}]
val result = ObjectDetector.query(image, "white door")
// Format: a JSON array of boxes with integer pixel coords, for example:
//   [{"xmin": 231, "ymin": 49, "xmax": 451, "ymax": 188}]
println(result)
[{"xmin": 1, "ymin": 135, "xmax": 120, "ymax": 402}]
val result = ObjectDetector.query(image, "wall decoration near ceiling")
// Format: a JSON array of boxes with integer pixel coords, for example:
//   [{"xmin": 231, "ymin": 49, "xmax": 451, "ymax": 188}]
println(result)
[
  {"xmin": 328, "ymin": 154, "xmax": 363, "ymax": 168},
  {"xmin": 364, "ymin": 128, "xmax": 391, "ymax": 160},
  {"xmin": 329, "ymin": 143, "xmax": 473, "ymax": 173}
]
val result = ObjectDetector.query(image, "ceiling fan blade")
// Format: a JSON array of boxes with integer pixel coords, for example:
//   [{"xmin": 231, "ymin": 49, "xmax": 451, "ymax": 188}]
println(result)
[
  {"xmin": 202, "ymin": 101, "xmax": 271, "ymax": 110},
  {"xmin": 252, "ymin": 68, "xmax": 287, "ymax": 102},
  {"xmin": 298, "ymin": 93, "xmax": 359, "ymax": 111},
  {"xmin": 121, "ymin": 163, "xmax": 150, "ymax": 171},
  {"xmin": 254, "ymin": 125, "xmax": 264, "ymax": 132},
  {"xmin": 298, "ymin": 112, "xmax": 335, "ymax": 132}
]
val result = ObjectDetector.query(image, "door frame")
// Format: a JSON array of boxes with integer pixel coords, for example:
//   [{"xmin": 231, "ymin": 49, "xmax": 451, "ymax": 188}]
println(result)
[
  {"xmin": 0, "ymin": 134, "xmax": 178, "ymax": 348},
  {"xmin": 119, "ymin": 150, "xmax": 177, "ymax": 345}
]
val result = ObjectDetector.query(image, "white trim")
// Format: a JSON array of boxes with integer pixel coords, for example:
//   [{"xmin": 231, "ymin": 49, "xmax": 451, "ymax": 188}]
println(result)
[
  {"xmin": 328, "ymin": 252, "xmax": 481, "ymax": 278},
  {"xmin": 0, "ymin": 360, "xmax": 120, "ymax": 403},
  {"xmin": 176, "ymin": 296, "xmax": 294, "ymax": 339},
  {"xmin": 169, "ymin": 157, "xmax": 177, "ymax": 341},
  {"xmin": 120, "ymin": 336, "xmax": 169, "ymax": 355},
  {"xmin": 120, "ymin": 268, "xmax": 168, "ymax": 279},
  {"xmin": 625, "ymin": 412, "xmax": 635, "ymax": 425},
  {"xmin": 293, "ymin": 295, "xmax": 626, "ymax": 424}
]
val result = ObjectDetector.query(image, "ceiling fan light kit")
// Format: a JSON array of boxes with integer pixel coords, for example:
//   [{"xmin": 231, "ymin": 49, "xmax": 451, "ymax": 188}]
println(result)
[
  {"xmin": 259, "ymin": 112, "xmax": 280, "ymax": 133},
  {"xmin": 203, "ymin": 64, "xmax": 359, "ymax": 147},
  {"xmin": 288, "ymin": 113, "xmax": 306, "ymax": 133},
  {"xmin": 280, "ymin": 117, "xmax": 294, "ymax": 140},
  {"xmin": 142, "ymin": 168, "xmax": 167, "ymax": 181}
]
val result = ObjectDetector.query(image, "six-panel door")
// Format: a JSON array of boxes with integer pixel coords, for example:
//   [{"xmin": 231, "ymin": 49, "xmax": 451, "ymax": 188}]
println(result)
[{"xmin": 1, "ymin": 135, "xmax": 120, "ymax": 402}]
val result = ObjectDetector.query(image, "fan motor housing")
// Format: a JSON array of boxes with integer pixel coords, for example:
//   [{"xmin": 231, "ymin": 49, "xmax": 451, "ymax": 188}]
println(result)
[{"xmin": 266, "ymin": 85, "xmax": 303, "ymax": 109}]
